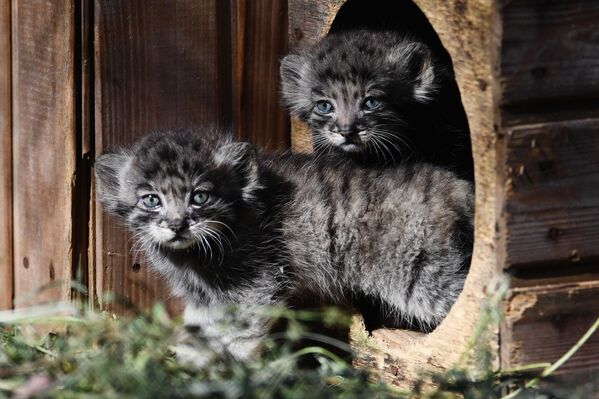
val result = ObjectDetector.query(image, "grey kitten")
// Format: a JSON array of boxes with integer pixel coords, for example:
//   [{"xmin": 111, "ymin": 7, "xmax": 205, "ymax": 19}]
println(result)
[
  {"xmin": 280, "ymin": 30, "xmax": 473, "ymax": 181},
  {"xmin": 95, "ymin": 128, "xmax": 473, "ymax": 360}
]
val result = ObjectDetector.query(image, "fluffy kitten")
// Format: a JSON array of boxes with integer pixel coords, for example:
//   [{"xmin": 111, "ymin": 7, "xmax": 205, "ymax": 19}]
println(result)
[
  {"xmin": 95, "ymin": 128, "xmax": 473, "ymax": 360},
  {"xmin": 280, "ymin": 30, "xmax": 473, "ymax": 180}
]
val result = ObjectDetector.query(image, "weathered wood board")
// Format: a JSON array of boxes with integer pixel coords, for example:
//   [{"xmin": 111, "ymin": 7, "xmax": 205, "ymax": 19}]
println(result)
[
  {"xmin": 503, "ymin": 119, "xmax": 599, "ymax": 269},
  {"xmin": 0, "ymin": 0, "xmax": 12, "ymax": 310},
  {"xmin": 11, "ymin": 0, "xmax": 76, "ymax": 305},
  {"xmin": 500, "ymin": 1, "xmax": 599, "ymax": 109},
  {"xmin": 502, "ymin": 281, "xmax": 599, "ymax": 376},
  {"xmin": 230, "ymin": 0, "xmax": 290, "ymax": 150}
]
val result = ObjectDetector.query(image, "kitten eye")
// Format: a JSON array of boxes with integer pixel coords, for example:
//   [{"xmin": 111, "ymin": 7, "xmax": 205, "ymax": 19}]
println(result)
[
  {"xmin": 141, "ymin": 194, "xmax": 161, "ymax": 209},
  {"xmin": 191, "ymin": 191, "xmax": 210, "ymax": 206},
  {"xmin": 315, "ymin": 100, "xmax": 334, "ymax": 114},
  {"xmin": 362, "ymin": 97, "xmax": 381, "ymax": 111}
]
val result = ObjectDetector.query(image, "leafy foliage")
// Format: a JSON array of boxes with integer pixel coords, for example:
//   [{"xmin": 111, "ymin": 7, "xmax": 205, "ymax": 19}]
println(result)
[{"xmin": 0, "ymin": 301, "xmax": 596, "ymax": 399}]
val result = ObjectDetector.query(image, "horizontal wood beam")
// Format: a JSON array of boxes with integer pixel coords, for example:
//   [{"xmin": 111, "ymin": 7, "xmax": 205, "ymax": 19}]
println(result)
[
  {"xmin": 502, "ymin": 281, "xmax": 599, "ymax": 377},
  {"xmin": 503, "ymin": 118, "xmax": 599, "ymax": 270}
]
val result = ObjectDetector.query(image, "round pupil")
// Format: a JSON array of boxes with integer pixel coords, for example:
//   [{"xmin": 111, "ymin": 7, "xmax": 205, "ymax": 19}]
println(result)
[
  {"xmin": 193, "ymin": 192, "xmax": 208, "ymax": 205},
  {"xmin": 316, "ymin": 101, "xmax": 332, "ymax": 113},
  {"xmin": 143, "ymin": 195, "xmax": 160, "ymax": 208},
  {"xmin": 365, "ymin": 98, "xmax": 379, "ymax": 109}
]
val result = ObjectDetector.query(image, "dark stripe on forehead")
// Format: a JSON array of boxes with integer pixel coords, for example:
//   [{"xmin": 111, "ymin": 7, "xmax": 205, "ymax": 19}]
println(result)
[{"xmin": 156, "ymin": 144, "xmax": 179, "ymax": 162}]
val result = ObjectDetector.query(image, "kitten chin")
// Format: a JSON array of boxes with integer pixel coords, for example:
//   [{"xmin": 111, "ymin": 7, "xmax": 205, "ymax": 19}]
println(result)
[
  {"xmin": 281, "ymin": 30, "xmax": 473, "ymax": 179},
  {"xmin": 95, "ymin": 127, "xmax": 474, "ymax": 360}
]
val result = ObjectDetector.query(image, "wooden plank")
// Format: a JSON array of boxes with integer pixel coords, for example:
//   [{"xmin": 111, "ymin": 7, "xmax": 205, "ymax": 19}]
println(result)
[
  {"xmin": 0, "ymin": 0, "xmax": 12, "ymax": 310},
  {"xmin": 230, "ymin": 0, "xmax": 290, "ymax": 150},
  {"xmin": 500, "ymin": 0, "xmax": 599, "ymax": 108},
  {"xmin": 503, "ymin": 119, "xmax": 599, "ymax": 269},
  {"xmin": 94, "ymin": 0, "xmax": 232, "ymax": 312},
  {"xmin": 502, "ymin": 282, "xmax": 599, "ymax": 377},
  {"xmin": 11, "ymin": 0, "xmax": 76, "ymax": 306}
]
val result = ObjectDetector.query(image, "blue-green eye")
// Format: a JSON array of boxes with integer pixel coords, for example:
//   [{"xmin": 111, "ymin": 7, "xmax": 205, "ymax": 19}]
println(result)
[
  {"xmin": 141, "ymin": 194, "xmax": 161, "ymax": 209},
  {"xmin": 363, "ymin": 97, "xmax": 381, "ymax": 111},
  {"xmin": 191, "ymin": 191, "xmax": 209, "ymax": 206},
  {"xmin": 315, "ymin": 100, "xmax": 333, "ymax": 114}
]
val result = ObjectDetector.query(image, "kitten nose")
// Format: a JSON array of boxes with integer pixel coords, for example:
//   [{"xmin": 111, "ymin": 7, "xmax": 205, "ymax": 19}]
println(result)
[
  {"xmin": 337, "ymin": 126, "xmax": 354, "ymax": 137},
  {"xmin": 168, "ymin": 219, "xmax": 187, "ymax": 233}
]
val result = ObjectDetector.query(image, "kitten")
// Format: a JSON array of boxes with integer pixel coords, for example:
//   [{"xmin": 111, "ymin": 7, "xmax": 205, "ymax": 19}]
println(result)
[
  {"xmin": 95, "ymin": 128, "xmax": 473, "ymax": 360},
  {"xmin": 280, "ymin": 30, "xmax": 473, "ymax": 181}
]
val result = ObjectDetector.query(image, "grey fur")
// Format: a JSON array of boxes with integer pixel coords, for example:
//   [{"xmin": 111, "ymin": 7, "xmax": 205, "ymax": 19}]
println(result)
[
  {"xmin": 280, "ymin": 30, "xmax": 473, "ymax": 180},
  {"xmin": 95, "ymin": 128, "xmax": 473, "ymax": 360}
]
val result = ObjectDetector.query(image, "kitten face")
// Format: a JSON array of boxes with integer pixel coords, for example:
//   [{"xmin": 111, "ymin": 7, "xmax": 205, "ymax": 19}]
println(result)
[
  {"xmin": 308, "ymin": 84, "xmax": 401, "ymax": 155},
  {"xmin": 128, "ymin": 172, "xmax": 229, "ymax": 251},
  {"xmin": 281, "ymin": 31, "xmax": 437, "ymax": 161},
  {"xmin": 95, "ymin": 131, "xmax": 259, "ymax": 255}
]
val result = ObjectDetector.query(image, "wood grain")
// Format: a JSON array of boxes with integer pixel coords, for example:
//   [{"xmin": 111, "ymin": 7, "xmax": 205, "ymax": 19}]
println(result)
[
  {"xmin": 503, "ymin": 119, "xmax": 599, "ymax": 268},
  {"xmin": 11, "ymin": 0, "xmax": 76, "ymax": 306},
  {"xmin": 230, "ymin": 0, "xmax": 290, "ymax": 150},
  {"xmin": 502, "ymin": 282, "xmax": 599, "ymax": 377},
  {"xmin": 0, "ymin": 0, "xmax": 12, "ymax": 309},
  {"xmin": 500, "ymin": 1, "xmax": 599, "ymax": 108},
  {"xmin": 94, "ymin": 0, "xmax": 233, "ymax": 312}
]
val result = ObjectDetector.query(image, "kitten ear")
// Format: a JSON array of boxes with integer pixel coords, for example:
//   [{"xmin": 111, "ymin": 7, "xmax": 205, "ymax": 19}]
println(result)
[
  {"xmin": 94, "ymin": 150, "xmax": 131, "ymax": 214},
  {"xmin": 387, "ymin": 42, "xmax": 437, "ymax": 104},
  {"xmin": 280, "ymin": 54, "xmax": 312, "ymax": 118},
  {"xmin": 215, "ymin": 142, "xmax": 261, "ymax": 202}
]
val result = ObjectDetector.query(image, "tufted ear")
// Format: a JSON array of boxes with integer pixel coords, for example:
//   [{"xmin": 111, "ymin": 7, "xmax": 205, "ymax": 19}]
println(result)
[
  {"xmin": 280, "ymin": 53, "xmax": 313, "ymax": 118},
  {"xmin": 94, "ymin": 150, "xmax": 131, "ymax": 215},
  {"xmin": 387, "ymin": 42, "xmax": 437, "ymax": 104},
  {"xmin": 214, "ymin": 142, "xmax": 261, "ymax": 202}
]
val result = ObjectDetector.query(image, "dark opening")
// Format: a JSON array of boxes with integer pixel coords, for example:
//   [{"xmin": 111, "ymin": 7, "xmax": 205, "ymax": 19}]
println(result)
[
  {"xmin": 328, "ymin": 0, "xmax": 474, "ymax": 332},
  {"xmin": 329, "ymin": 0, "xmax": 473, "ymax": 182}
]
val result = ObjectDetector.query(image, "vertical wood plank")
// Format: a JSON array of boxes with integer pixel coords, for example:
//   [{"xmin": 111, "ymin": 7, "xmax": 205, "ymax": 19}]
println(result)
[
  {"xmin": 94, "ymin": 0, "xmax": 233, "ymax": 312},
  {"xmin": 11, "ymin": 0, "xmax": 76, "ymax": 305},
  {"xmin": 0, "ymin": 0, "xmax": 12, "ymax": 309},
  {"xmin": 230, "ymin": 0, "xmax": 290, "ymax": 150}
]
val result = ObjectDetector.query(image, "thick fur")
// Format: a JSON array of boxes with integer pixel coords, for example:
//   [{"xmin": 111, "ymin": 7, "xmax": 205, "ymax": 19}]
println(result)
[
  {"xmin": 280, "ymin": 30, "xmax": 473, "ymax": 180},
  {"xmin": 95, "ymin": 128, "xmax": 474, "ymax": 360}
]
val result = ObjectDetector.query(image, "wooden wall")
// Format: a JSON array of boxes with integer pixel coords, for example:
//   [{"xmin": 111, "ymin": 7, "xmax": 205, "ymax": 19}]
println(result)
[
  {"xmin": 0, "ymin": 0, "xmax": 289, "ymax": 311},
  {"xmin": 497, "ymin": 0, "xmax": 599, "ymax": 380},
  {"xmin": 11, "ymin": 0, "xmax": 77, "ymax": 307}
]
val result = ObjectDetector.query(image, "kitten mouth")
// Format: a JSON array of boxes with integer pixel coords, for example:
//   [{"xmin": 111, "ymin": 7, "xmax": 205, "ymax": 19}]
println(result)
[
  {"xmin": 332, "ymin": 131, "xmax": 365, "ymax": 152},
  {"xmin": 340, "ymin": 142, "xmax": 364, "ymax": 152},
  {"xmin": 167, "ymin": 232, "xmax": 195, "ymax": 248},
  {"xmin": 167, "ymin": 237, "xmax": 195, "ymax": 250}
]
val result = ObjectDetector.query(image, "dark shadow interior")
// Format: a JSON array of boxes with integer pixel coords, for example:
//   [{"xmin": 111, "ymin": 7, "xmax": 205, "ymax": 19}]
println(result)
[{"xmin": 329, "ymin": 0, "xmax": 473, "ymax": 182}]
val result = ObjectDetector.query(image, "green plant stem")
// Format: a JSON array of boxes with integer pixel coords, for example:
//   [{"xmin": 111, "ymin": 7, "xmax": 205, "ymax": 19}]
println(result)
[
  {"xmin": 501, "ymin": 316, "xmax": 599, "ymax": 399},
  {"xmin": 500, "ymin": 362, "xmax": 551, "ymax": 374}
]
